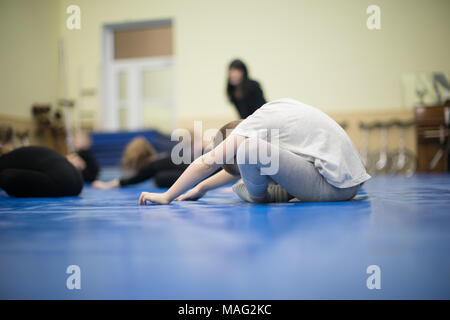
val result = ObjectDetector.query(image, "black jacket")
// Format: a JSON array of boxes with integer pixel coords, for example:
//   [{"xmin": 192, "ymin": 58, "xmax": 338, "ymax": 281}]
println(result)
[{"xmin": 230, "ymin": 80, "xmax": 266, "ymax": 118}]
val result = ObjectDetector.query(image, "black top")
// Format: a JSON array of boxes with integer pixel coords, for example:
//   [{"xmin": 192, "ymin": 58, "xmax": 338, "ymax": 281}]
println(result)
[
  {"xmin": 77, "ymin": 149, "xmax": 100, "ymax": 183},
  {"xmin": 119, "ymin": 156, "xmax": 188, "ymax": 187},
  {"xmin": 230, "ymin": 80, "xmax": 266, "ymax": 118},
  {"xmin": 0, "ymin": 146, "xmax": 83, "ymax": 197}
]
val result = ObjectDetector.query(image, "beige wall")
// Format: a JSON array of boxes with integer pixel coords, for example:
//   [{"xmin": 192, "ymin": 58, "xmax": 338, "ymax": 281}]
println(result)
[
  {"xmin": 0, "ymin": 0, "xmax": 59, "ymax": 119},
  {"xmin": 1, "ymin": 0, "xmax": 450, "ymax": 130}
]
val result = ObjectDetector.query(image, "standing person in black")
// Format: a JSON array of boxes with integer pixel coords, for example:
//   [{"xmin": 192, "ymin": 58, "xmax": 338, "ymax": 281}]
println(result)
[
  {"xmin": 0, "ymin": 145, "xmax": 83, "ymax": 198},
  {"xmin": 226, "ymin": 59, "xmax": 267, "ymax": 119}
]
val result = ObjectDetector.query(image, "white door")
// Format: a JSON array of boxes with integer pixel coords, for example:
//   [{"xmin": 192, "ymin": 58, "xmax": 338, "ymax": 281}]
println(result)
[
  {"xmin": 140, "ymin": 60, "xmax": 175, "ymax": 133},
  {"xmin": 102, "ymin": 21, "xmax": 175, "ymax": 133},
  {"xmin": 108, "ymin": 58, "xmax": 175, "ymax": 133}
]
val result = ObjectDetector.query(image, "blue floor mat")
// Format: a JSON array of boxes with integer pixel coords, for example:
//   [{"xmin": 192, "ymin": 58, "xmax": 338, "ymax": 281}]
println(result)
[{"xmin": 0, "ymin": 175, "xmax": 450, "ymax": 299}]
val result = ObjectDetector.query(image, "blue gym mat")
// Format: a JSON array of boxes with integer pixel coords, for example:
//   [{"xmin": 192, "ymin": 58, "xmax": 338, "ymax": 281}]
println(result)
[{"xmin": 0, "ymin": 174, "xmax": 449, "ymax": 299}]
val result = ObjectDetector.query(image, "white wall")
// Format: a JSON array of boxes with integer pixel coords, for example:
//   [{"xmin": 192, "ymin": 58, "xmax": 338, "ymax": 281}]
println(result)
[{"xmin": 2, "ymin": 0, "xmax": 450, "ymax": 127}]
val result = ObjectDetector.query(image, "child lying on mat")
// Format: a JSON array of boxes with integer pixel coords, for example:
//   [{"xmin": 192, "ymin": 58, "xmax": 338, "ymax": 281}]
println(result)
[
  {"xmin": 93, "ymin": 136, "xmax": 189, "ymax": 189},
  {"xmin": 139, "ymin": 98, "xmax": 371, "ymax": 205}
]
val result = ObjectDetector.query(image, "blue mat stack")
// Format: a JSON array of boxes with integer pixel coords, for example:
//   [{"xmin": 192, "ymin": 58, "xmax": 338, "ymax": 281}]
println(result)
[{"xmin": 90, "ymin": 130, "xmax": 176, "ymax": 167}]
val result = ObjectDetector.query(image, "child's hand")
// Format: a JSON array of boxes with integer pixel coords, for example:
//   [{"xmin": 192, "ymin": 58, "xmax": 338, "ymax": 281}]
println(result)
[
  {"xmin": 139, "ymin": 192, "xmax": 171, "ymax": 205},
  {"xmin": 175, "ymin": 186, "xmax": 206, "ymax": 201}
]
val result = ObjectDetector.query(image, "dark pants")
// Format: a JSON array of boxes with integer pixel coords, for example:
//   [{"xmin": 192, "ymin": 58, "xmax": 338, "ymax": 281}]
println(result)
[{"xmin": 0, "ymin": 146, "xmax": 83, "ymax": 197}]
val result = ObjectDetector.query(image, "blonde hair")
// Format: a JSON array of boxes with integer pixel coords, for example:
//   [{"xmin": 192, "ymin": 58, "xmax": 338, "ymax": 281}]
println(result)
[
  {"xmin": 213, "ymin": 120, "xmax": 243, "ymax": 175},
  {"xmin": 121, "ymin": 137, "xmax": 156, "ymax": 171}
]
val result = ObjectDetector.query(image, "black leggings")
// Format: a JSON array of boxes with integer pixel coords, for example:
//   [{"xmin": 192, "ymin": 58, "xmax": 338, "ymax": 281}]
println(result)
[
  {"xmin": 0, "ymin": 146, "xmax": 83, "ymax": 198},
  {"xmin": 153, "ymin": 170, "xmax": 185, "ymax": 188}
]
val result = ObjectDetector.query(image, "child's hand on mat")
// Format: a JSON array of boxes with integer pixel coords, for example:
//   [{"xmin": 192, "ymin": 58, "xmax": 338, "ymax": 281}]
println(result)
[
  {"xmin": 92, "ymin": 179, "xmax": 119, "ymax": 190},
  {"xmin": 175, "ymin": 186, "xmax": 206, "ymax": 201},
  {"xmin": 139, "ymin": 192, "xmax": 171, "ymax": 205}
]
